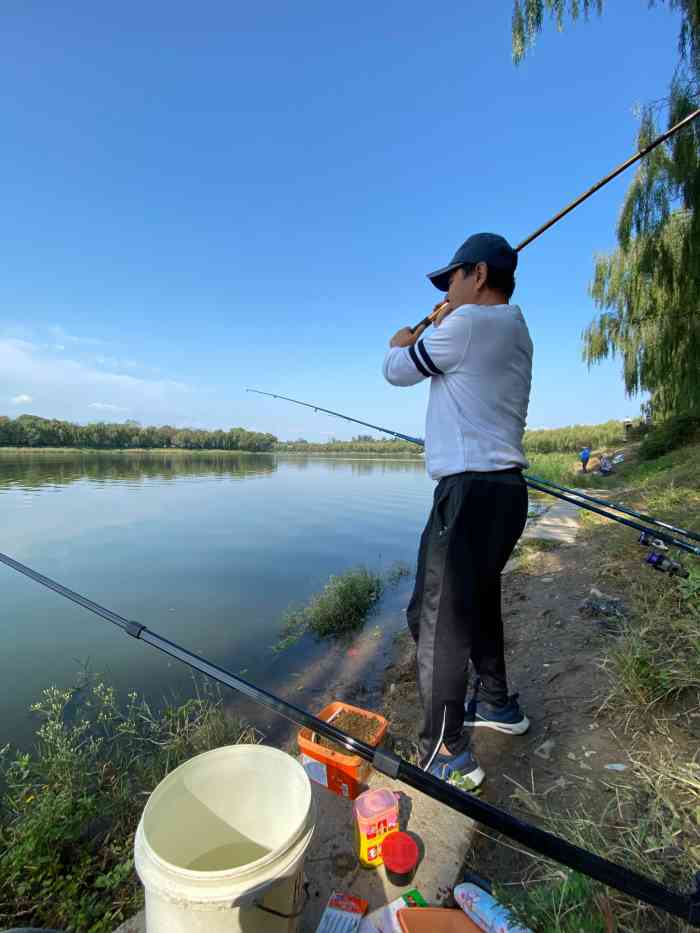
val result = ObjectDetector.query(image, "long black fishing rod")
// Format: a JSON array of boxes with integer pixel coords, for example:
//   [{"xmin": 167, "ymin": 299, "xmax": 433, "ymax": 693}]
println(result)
[
  {"xmin": 246, "ymin": 390, "xmax": 423, "ymax": 445},
  {"xmin": 525, "ymin": 478, "xmax": 699, "ymax": 557},
  {"xmin": 527, "ymin": 473, "xmax": 700, "ymax": 544},
  {"xmin": 412, "ymin": 106, "xmax": 700, "ymax": 333},
  {"xmin": 1, "ymin": 548, "xmax": 698, "ymax": 926},
  {"xmin": 247, "ymin": 389, "xmax": 700, "ymax": 558}
]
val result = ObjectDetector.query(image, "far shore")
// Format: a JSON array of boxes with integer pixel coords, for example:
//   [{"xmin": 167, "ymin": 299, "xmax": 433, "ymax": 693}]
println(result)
[{"xmin": 0, "ymin": 445, "xmax": 423, "ymax": 459}]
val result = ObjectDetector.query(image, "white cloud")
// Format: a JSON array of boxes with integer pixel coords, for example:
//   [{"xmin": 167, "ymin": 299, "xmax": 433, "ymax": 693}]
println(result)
[
  {"xmin": 89, "ymin": 402, "xmax": 129, "ymax": 413},
  {"xmin": 49, "ymin": 325, "xmax": 104, "ymax": 346},
  {"xmin": 11, "ymin": 393, "xmax": 32, "ymax": 404},
  {"xmin": 95, "ymin": 355, "xmax": 140, "ymax": 371},
  {"xmin": 0, "ymin": 338, "xmax": 193, "ymax": 424}
]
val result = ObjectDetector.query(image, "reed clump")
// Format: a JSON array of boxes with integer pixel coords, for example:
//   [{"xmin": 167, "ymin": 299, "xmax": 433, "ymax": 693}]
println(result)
[{"xmin": 275, "ymin": 562, "xmax": 413, "ymax": 650}]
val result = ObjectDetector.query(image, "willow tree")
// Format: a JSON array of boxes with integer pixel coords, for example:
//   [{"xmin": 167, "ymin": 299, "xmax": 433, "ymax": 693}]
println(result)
[{"xmin": 512, "ymin": 1, "xmax": 700, "ymax": 418}]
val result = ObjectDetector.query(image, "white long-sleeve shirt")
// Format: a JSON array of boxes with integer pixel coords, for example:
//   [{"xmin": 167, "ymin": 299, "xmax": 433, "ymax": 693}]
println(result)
[{"xmin": 382, "ymin": 304, "xmax": 532, "ymax": 480}]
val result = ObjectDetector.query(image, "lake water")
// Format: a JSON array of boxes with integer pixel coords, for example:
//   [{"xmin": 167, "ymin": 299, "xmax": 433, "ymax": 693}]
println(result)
[{"xmin": 0, "ymin": 452, "xmax": 434, "ymax": 749}]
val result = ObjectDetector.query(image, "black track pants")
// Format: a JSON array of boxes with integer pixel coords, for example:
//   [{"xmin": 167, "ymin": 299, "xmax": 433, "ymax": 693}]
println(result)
[{"xmin": 406, "ymin": 469, "xmax": 528, "ymax": 764}]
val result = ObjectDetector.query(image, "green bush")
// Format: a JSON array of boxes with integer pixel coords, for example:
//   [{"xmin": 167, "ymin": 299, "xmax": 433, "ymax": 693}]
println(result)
[
  {"xmin": 638, "ymin": 414, "xmax": 700, "ymax": 461},
  {"xmin": 498, "ymin": 872, "xmax": 610, "ymax": 933},
  {"xmin": 306, "ymin": 567, "xmax": 384, "ymax": 636},
  {"xmin": 276, "ymin": 566, "xmax": 385, "ymax": 648},
  {"xmin": 0, "ymin": 676, "xmax": 259, "ymax": 932}
]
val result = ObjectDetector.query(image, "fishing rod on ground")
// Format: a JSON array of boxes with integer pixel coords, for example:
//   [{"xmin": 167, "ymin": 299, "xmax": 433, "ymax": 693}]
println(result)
[
  {"xmin": 525, "ymin": 473, "xmax": 700, "ymax": 544},
  {"xmin": 246, "ymin": 389, "xmax": 700, "ymax": 564},
  {"xmin": 525, "ymin": 477, "xmax": 694, "ymax": 575},
  {"xmin": 411, "ymin": 106, "xmax": 700, "ymax": 333},
  {"xmin": 1, "ymin": 548, "xmax": 699, "ymax": 926}
]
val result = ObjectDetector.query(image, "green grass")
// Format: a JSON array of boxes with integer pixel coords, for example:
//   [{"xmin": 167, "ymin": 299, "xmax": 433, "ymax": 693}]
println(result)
[
  {"xmin": 0, "ymin": 675, "xmax": 260, "ymax": 932},
  {"xmin": 498, "ymin": 872, "xmax": 612, "ymax": 933},
  {"xmin": 275, "ymin": 562, "xmax": 413, "ymax": 650},
  {"xmin": 572, "ymin": 443, "xmax": 700, "ymax": 717},
  {"xmin": 276, "ymin": 567, "xmax": 384, "ymax": 648},
  {"xmin": 497, "ymin": 754, "xmax": 700, "ymax": 932}
]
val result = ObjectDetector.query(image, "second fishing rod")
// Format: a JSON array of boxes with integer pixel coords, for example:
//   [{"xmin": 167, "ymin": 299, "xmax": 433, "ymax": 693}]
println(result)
[{"xmin": 246, "ymin": 389, "xmax": 700, "ymax": 559}]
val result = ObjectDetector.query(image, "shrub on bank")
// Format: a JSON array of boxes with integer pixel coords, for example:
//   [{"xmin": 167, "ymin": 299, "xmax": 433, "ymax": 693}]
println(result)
[
  {"xmin": 638, "ymin": 414, "xmax": 700, "ymax": 461},
  {"xmin": 277, "ymin": 565, "xmax": 393, "ymax": 649},
  {"xmin": 0, "ymin": 677, "xmax": 260, "ymax": 932}
]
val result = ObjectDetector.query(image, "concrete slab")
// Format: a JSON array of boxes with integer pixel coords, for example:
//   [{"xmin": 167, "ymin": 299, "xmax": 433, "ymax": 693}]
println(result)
[
  {"xmin": 521, "ymin": 500, "xmax": 582, "ymax": 546},
  {"xmin": 301, "ymin": 772, "xmax": 474, "ymax": 931}
]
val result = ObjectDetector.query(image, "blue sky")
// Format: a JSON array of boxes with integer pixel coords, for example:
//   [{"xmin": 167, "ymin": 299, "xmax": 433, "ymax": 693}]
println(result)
[{"xmin": 0, "ymin": 2, "xmax": 682, "ymax": 440}]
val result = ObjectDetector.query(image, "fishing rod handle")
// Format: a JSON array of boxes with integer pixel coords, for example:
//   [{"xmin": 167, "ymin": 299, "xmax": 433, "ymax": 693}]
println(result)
[
  {"xmin": 411, "ymin": 301, "xmax": 449, "ymax": 334},
  {"xmin": 411, "ymin": 315, "xmax": 432, "ymax": 333}
]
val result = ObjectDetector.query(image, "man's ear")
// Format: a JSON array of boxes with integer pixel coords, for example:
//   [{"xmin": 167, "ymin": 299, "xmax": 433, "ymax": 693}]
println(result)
[{"xmin": 475, "ymin": 261, "xmax": 488, "ymax": 290}]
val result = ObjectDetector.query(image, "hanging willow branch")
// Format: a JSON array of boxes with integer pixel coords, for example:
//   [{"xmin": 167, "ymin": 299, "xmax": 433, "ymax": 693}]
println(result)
[{"xmin": 512, "ymin": 0, "xmax": 700, "ymax": 418}]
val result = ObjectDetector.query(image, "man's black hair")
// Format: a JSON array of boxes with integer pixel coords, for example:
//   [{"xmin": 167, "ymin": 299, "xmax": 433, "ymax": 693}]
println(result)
[{"xmin": 461, "ymin": 263, "xmax": 516, "ymax": 301}]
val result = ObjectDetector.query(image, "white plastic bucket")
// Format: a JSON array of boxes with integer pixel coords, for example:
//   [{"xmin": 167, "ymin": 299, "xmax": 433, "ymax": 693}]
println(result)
[{"xmin": 134, "ymin": 744, "xmax": 315, "ymax": 933}]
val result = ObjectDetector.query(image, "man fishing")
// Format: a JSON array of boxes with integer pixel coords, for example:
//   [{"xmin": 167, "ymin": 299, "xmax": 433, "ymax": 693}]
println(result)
[{"xmin": 382, "ymin": 233, "xmax": 532, "ymax": 789}]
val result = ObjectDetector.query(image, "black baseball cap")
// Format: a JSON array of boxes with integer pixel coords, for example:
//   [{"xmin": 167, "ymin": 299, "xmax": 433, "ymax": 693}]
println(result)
[{"xmin": 427, "ymin": 233, "xmax": 518, "ymax": 292}]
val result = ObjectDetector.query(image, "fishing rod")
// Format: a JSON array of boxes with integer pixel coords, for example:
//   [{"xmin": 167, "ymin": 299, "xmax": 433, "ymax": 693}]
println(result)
[
  {"xmin": 412, "ymin": 106, "xmax": 700, "ymax": 333},
  {"xmin": 526, "ymin": 473, "xmax": 700, "ymax": 544},
  {"xmin": 525, "ymin": 477, "xmax": 698, "ymax": 562},
  {"xmin": 247, "ymin": 389, "xmax": 700, "ymax": 558},
  {"xmin": 1, "ymin": 548, "xmax": 698, "ymax": 926},
  {"xmin": 245, "ymin": 390, "xmax": 423, "ymax": 445}
]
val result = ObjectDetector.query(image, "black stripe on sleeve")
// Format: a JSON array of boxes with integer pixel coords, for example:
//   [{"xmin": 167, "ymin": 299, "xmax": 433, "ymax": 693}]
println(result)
[
  {"xmin": 417, "ymin": 339, "xmax": 444, "ymax": 376},
  {"xmin": 409, "ymin": 345, "xmax": 431, "ymax": 378}
]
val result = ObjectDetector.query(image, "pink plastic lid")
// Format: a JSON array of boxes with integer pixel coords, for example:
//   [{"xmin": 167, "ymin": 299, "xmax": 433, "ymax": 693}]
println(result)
[{"xmin": 353, "ymin": 788, "xmax": 398, "ymax": 820}]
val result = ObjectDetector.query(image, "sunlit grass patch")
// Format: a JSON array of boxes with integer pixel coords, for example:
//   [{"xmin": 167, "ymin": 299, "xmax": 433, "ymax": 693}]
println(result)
[
  {"xmin": 497, "ymin": 748, "xmax": 700, "ymax": 932},
  {"xmin": 600, "ymin": 565, "xmax": 700, "ymax": 717}
]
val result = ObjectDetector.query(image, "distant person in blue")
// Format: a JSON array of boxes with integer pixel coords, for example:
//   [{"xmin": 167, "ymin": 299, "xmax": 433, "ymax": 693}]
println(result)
[{"xmin": 580, "ymin": 446, "xmax": 591, "ymax": 473}]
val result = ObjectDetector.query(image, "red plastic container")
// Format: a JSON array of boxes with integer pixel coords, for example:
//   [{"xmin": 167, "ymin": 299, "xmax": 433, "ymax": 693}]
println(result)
[
  {"xmin": 382, "ymin": 832, "xmax": 419, "ymax": 886},
  {"xmin": 297, "ymin": 701, "xmax": 389, "ymax": 799}
]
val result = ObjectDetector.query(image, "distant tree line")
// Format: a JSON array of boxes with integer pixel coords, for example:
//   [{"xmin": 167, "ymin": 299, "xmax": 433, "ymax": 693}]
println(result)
[
  {"xmin": 0, "ymin": 414, "xmax": 277, "ymax": 451},
  {"xmin": 275, "ymin": 434, "xmax": 420, "ymax": 455},
  {"xmin": 1, "ymin": 414, "xmax": 644, "ymax": 457}
]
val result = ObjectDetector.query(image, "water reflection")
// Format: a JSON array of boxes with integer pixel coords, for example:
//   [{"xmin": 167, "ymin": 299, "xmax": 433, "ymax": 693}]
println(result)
[
  {"xmin": 0, "ymin": 451, "xmax": 425, "ymax": 491},
  {"xmin": 277, "ymin": 455, "xmax": 424, "ymax": 475},
  {"xmin": 0, "ymin": 452, "xmax": 278, "ymax": 491}
]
